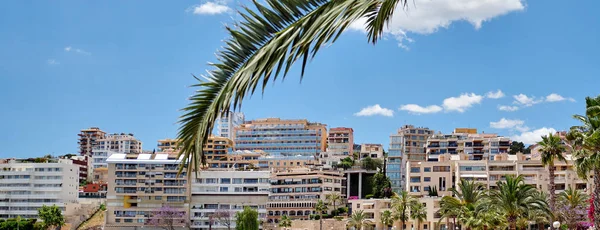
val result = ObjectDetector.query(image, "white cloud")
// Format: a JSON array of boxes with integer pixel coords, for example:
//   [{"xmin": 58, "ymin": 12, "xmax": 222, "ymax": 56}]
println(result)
[
  {"xmin": 490, "ymin": 118, "xmax": 524, "ymax": 129},
  {"xmin": 546, "ymin": 93, "xmax": 575, "ymax": 102},
  {"xmin": 189, "ymin": 1, "xmax": 230, "ymax": 15},
  {"xmin": 399, "ymin": 104, "xmax": 443, "ymax": 114},
  {"xmin": 64, "ymin": 46, "xmax": 91, "ymax": 55},
  {"xmin": 442, "ymin": 93, "xmax": 483, "ymax": 113},
  {"xmin": 486, "ymin": 90, "xmax": 505, "ymax": 99},
  {"xmin": 47, "ymin": 59, "xmax": 59, "ymax": 65},
  {"xmin": 349, "ymin": 0, "xmax": 524, "ymax": 46},
  {"xmin": 498, "ymin": 105, "xmax": 519, "ymax": 112},
  {"xmin": 511, "ymin": 127, "xmax": 557, "ymax": 145},
  {"xmin": 513, "ymin": 94, "xmax": 542, "ymax": 107},
  {"xmin": 354, "ymin": 104, "xmax": 394, "ymax": 117}
]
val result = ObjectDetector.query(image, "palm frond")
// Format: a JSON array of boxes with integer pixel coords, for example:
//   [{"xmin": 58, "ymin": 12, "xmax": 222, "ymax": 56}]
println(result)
[{"xmin": 177, "ymin": 0, "xmax": 408, "ymax": 174}]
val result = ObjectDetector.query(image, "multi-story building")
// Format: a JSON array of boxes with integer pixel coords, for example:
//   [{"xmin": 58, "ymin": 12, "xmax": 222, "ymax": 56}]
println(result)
[
  {"xmin": 0, "ymin": 158, "xmax": 79, "ymax": 219},
  {"xmin": 405, "ymin": 155, "xmax": 454, "ymax": 197},
  {"xmin": 388, "ymin": 125, "xmax": 434, "ymax": 193},
  {"xmin": 190, "ymin": 170, "xmax": 269, "ymax": 229},
  {"xmin": 426, "ymin": 129, "xmax": 511, "ymax": 161},
  {"xmin": 233, "ymin": 118, "xmax": 327, "ymax": 157},
  {"xmin": 105, "ymin": 153, "xmax": 188, "ymax": 229},
  {"xmin": 157, "ymin": 138, "xmax": 180, "ymax": 152},
  {"xmin": 359, "ymin": 143, "xmax": 384, "ymax": 159},
  {"xmin": 216, "ymin": 111, "xmax": 245, "ymax": 139},
  {"xmin": 267, "ymin": 168, "xmax": 344, "ymax": 224},
  {"xmin": 92, "ymin": 133, "xmax": 143, "ymax": 169},
  {"xmin": 78, "ymin": 127, "xmax": 106, "ymax": 156},
  {"xmin": 62, "ymin": 155, "xmax": 92, "ymax": 182},
  {"xmin": 258, "ymin": 155, "xmax": 318, "ymax": 171},
  {"xmin": 327, "ymin": 127, "xmax": 353, "ymax": 156},
  {"xmin": 349, "ymin": 197, "xmax": 446, "ymax": 230}
]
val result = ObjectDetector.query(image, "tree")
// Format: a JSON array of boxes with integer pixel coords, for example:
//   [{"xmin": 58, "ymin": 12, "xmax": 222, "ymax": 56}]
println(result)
[
  {"xmin": 361, "ymin": 157, "xmax": 383, "ymax": 171},
  {"xmin": 38, "ymin": 205, "xmax": 64, "ymax": 229},
  {"xmin": 410, "ymin": 202, "xmax": 427, "ymax": 230},
  {"xmin": 567, "ymin": 95, "xmax": 600, "ymax": 228},
  {"xmin": 279, "ymin": 215, "xmax": 292, "ymax": 229},
  {"xmin": 556, "ymin": 187, "xmax": 589, "ymax": 229},
  {"xmin": 347, "ymin": 210, "xmax": 371, "ymax": 230},
  {"xmin": 337, "ymin": 157, "xmax": 355, "ymax": 170},
  {"xmin": 392, "ymin": 191, "xmax": 417, "ymax": 230},
  {"xmin": 537, "ymin": 132, "xmax": 567, "ymax": 228},
  {"xmin": 325, "ymin": 192, "xmax": 343, "ymax": 213},
  {"xmin": 213, "ymin": 209, "xmax": 235, "ymax": 230},
  {"xmin": 314, "ymin": 199, "xmax": 328, "ymax": 230},
  {"xmin": 490, "ymin": 175, "xmax": 548, "ymax": 230},
  {"xmin": 175, "ymin": 0, "xmax": 412, "ymax": 174},
  {"xmin": 148, "ymin": 205, "xmax": 187, "ymax": 230},
  {"xmin": 380, "ymin": 210, "xmax": 394, "ymax": 230},
  {"xmin": 235, "ymin": 206, "xmax": 259, "ymax": 230},
  {"xmin": 509, "ymin": 141, "xmax": 526, "ymax": 155},
  {"xmin": 438, "ymin": 179, "xmax": 484, "ymax": 228},
  {"xmin": 371, "ymin": 171, "xmax": 392, "ymax": 198}
]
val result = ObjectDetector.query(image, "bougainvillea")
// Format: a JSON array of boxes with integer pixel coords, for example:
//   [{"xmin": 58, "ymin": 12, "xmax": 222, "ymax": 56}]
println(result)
[{"xmin": 589, "ymin": 194, "xmax": 595, "ymax": 222}]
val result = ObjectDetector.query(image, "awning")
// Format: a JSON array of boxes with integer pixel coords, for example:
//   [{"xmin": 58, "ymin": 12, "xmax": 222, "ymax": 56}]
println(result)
[{"xmin": 460, "ymin": 174, "xmax": 487, "ymax": 178}]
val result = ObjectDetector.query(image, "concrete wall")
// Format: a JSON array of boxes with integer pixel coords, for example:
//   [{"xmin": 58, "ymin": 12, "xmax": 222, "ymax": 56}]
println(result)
[{"xmin": 264, "ymin": 219, "xmax": 348, "ymax": 230}]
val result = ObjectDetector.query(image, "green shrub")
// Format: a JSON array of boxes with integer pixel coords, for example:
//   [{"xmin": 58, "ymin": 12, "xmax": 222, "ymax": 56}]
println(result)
[
  {"xmin": 365, "ymin": 194, "xmax": 374, "ymax": 199},
  {"xmin": 337, "ymin": 207, "xmax": 348, "ymax": 214},
  {"xmin": 334, "ymin": 216, "xmax": 343, "ymax": 221}
]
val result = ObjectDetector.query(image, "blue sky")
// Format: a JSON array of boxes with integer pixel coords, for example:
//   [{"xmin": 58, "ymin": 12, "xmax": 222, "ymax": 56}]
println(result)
[{"xmin": 1, "ymin": 0, "xmax": 599, "ymax": 157}]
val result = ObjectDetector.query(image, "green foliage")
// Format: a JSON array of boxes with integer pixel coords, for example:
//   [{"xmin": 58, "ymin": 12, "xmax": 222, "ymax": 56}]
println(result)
[
  {"xmin": 428, "ymin": 186, "xmax": 438, "ymax": 197},
  {"xmin": 380, "ymin": 210, "xmax": 394, "ymax": 228},
  {"xmin": 347, "ymin": 210, "xmax": 371, "ymax": 230},
  {"xmin": 490, "ymin": 175, "xmax": 549, "ymax": 229},
  {"xmin": 99, "ymin": 203, "xmax": 106, "ymax": 211},
  {"xmin": 371, "ymin": 171, "xmax": 392, "ymax": 198},
  {"xmin": 365, "ymin": 194, "xmax": 374, "ymax": 199},
  {"xmin": 333, "ymin": 216, "xmax": 343, "ymax": 221},
  {"xmin": 392, "ymin": 190, "xmax": 418, "ymax": 229},
  {"xmin": 361, "ymin": 157, "xmax": 383, "ymax": 170},
  {"xmin": 336, "ymin": 157, "xmax": 355, "ymax": 170},
  {"xmin": 235, "ymin": 206, "xmax": 259, "ymax": 230},
  {"xmin": 38, "ymin": 205, "xmax": 65, "ymax": 229},
  {"xmin": 337, "ymin": 207, "xmax": 348, "ymax": 214},
  {"xmin": 0, "ymin": 217, "xmax": 35, "ymax": 230},
  {"xmin": 278, "ymin": 215, "xmax": 292, "ymax": 228},
  {"xmin": 509, "ymin": 141, "xmax": 531, "ymax": 155}
]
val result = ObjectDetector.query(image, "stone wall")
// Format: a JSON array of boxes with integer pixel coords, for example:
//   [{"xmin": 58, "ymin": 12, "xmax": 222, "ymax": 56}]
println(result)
[{"xmin": 267, "ymin": 219, "xmax": 347, "ymax": 230}]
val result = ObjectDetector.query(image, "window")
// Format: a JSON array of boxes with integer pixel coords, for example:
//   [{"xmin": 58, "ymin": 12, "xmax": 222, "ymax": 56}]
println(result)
[
  {"xmin": 410, "ymin": 177, "xmax": 421, "ymax": 183},
  {"xmin": 221, "ymin": 178, "xmax": 231, "ymax": 184},
  {"xmin": 220, "ymin": 187, "xmax": 229, "ymax": 192},
  {"xmin": 155, "ymin": 196, "xmax": 162, "ymax": 200},
  {"xmin": 233, "ymin": 178, "xmax": 242, "ymax": 184},
  {"xmin": 424, "ymin": 167, "xmax": 431, "ymax": 172},
  {"xmin": 205, "ymin": 178, "xmax": 217, "ymax": 184},
  {"xmin": 424, "ymin": 177, "xmax": 431, "ymax": 182},
  {"xmin": 410, "ymin": 167, "xmax": 420, "ymax": 173}
]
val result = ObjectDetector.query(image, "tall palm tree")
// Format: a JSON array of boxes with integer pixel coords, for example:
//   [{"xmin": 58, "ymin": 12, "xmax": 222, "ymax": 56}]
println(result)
[
  {"xmin": 556, "ymin": 187, "xmax": 589, "ymax": 229},
  {"xmin": 392, "ymin": 191, "xmax": 417, "ymax": 230},
  {"xmin": 529, "ymin": 191, "xmax": 551, "ymax": 230},
  {"xmin": 279, "ymin": 215, "xmax": 292, "ymax": 229},
  {"xmin": 314, "ymin": 199, "xmax": 327, "ymax": 230},
  {"xmin": 348, "ymin": 210, "xmax": 371, "ymax": 230},
  {"xmin": 175, "ymin": 0, "xmax": 411, "ymax": 174},
  {"xmin": 438, "ymin": 179, "xmax": 485, "ymax": 228},
  {"xmin": 490, "ymin": 175, "xmax": 548, "ymax": 230},
  {"xmin": 381, "ymin": 210, "xmax": 394, "ymax": 230},
  {"xmin": 537, "ymin": 132, "xmax": 567, "ymax": 227},
  {"xmin": 325, "ymin": 192, "xmax": 343, "ymax": 213},
  {"xmin": 410, "ymin": 202, "xmax": 427, "ymax": 230},
  {"xmin": 567, "ymin": 95, "xmax": 600, "ymax": 228}
]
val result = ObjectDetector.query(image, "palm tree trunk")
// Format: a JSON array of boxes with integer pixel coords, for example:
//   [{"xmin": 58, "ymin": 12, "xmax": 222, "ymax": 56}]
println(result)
[
  {"xmin": 594, "ymin": 168, "xmax": 600, "ymax": 229},
  {"xmin": 537, "ymin": 223, "xmax": 543, "ymax": 230},
  {"xmin": 548, "ymin": 163, "xmax": 556, "ymax": 230},
  {"xmin": 508, "ymin": 216, "xmax": 516, "ymax": 230},
  {"xmin": 401, "ymin": 220, "xmax": 404, "ymax": 230},
  {"xmin": 320, "ymin": 214, "xmax": 323, "ymax": 230}
]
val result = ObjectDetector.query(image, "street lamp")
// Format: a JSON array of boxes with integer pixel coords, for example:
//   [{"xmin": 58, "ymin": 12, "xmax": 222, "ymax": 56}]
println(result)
[{"xmin": 553, "ymin": 221, "xmax": 560, "ymax": 229}]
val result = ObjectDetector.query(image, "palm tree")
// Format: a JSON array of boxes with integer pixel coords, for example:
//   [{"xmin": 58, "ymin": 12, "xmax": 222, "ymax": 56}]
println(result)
[
  {"xmin": 490, "ymin": 175, "xmax": 548, "ymax": 230},
  {"xmin": 175, "ymin": 0, "xmax": 411, "ymax": 174},
  {"xmin": 537, "ymin": 132, "xmax": 567, "ymax": 227},
  {"xmin": 410, "ymin": 202, "xmax": 427, "ymax": 230},
  {"xmin": 567, "ymin": 95, "xmax": 600, "ymax": 228},
  {"xmin": 314, "ymin": 199, "xmax": 327, "ymax": 230},
  {"xmin": 556, "ymin": 187, "xmax": 589, "ymax": 229},
  {"xmin": 438, "ymin": 179, "xmax": 485, "ymax": 228},
  {"xmin": 326, "ymin": 192, "xmax": 343, "ymax": 213},
  {"xmin": 381, "ymin": 210, "xmax": 394, "ymax": 230},
  {"xmin": 279, "ymin": 215, "xmax": 292, "ymax": 229},
  {"xmin": 348, "ymin": 210, "xmax": 371, "ymax": 230},
  {"xmin": 530, "ymin": 191, "xmax": 551, "ymax": 230},
  {"xmin": 392, "ymin": 191, "xmax": 417, "ymax": 230}
]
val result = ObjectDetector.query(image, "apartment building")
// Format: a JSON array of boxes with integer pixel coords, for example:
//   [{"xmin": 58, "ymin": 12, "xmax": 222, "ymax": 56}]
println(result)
[
  {"xmin": 426, "ymin": 129, "xmax": 511, "ymax": 161},
  {"xmin": 267, "ymin": 168, "xmax": 344, "ymax": 224},
  {"xmin": 233, "ymin": 118, "xmax": 327, "ymax": 157},
  {"xmin": 0, "ymin": 159, "xmax": 79, "ymax": 219},
  {"xmin": 327, "ymin": 127, "xmax": 353, "ymax": 156},
  {"xmin": 216, "ymin": 111, "xmax": 245, "ymax": 139},
  {"xmin": 258, "ymin": 155, "xmax": 318, "ymax": 171},
  {"xmin": 359, "ymin": 143, "xmax": 384, "ymax": 159},
  {"xmin": 405, "ymin": 155, "xmax": 454, "ymax": 197},
  {"xmin": 157, "ymin": 136, "xmax": 237, "ymax": 169},
  {"xmin": 78, "ymin": 127, "xmax": 106, "ymax": 156},
  {"xmin": 190, "ymin": 170, "xmax": 269, "ymax": 229},
  {"xmin": 105, "ymin": 153, "xmax": 188, "ymax": 229},
  {"xmin": 92, "ymin": 133, "xmax": 143, "ymax": 169},
  {"xmin": 157, "ymin": 138, "xmax": 180, "ymax": 152},
  {"xmin": 349, "ymin": 197, "xmax": 445, "ymax": 230},
  {"xmin": 388, "ymin": 125, "xmax": 434, "ymax": 194}
]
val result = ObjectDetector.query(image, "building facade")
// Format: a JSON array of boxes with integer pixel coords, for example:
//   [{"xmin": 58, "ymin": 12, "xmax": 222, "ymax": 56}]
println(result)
[
  {"xmin": 92, "ymin": 133, "xmax": 143, "ymax": 169},
  {"xmin": 359, "ymin": 143, "xmax": 384, "ymax": 159},
  {"xmin": 78, "ymin": 127, "xmax": 106, "ymax": 156},
  {"xmin": 216, "ymin": 111, "xmax": 245, "ymax": 139},
  {"xmin": 267, "ymin": 168, "xmax": 344, "ymax": 224},
  {"xmin": 233, "ymin": 118, "xmax": 327, "ymax": 157},
  {"xmin": 426, "ymin": 129, "xmax": 511, "ymax": 161},
  {"xmin": 0, "ymin": 159, "xmax": 79, "ymax": 219},
  {"xmin": 105, "ymin": 153, "xmax": 188, "ymax": 229},
  {"xmin": 326, "ymin": 127, "xmax": 353, "ymax": 156},
  {"xmin": 190, "ymin": 170, "xmax": 269, "ymax": 229},
  {"xmin": 388, "ymin": 125, "xmax": 434, "ymax": 193}
]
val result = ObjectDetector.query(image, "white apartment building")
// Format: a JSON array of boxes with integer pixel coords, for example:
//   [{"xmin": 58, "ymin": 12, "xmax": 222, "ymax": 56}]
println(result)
[
  {"xmin": 92, "ymin": 133, "xmax": 142, "ymax": 169},
  {"xmin": 216, "ymin": 111, "xmax": 245, "ymax": 139},
  {"xmin": 190, "ymin": 170, "xmax": 269, "ymax": 229},
  {"xmin": 388, "ymin": 125, "xmax": 434, "ymax": 194},
  {"xmin": 0, "ymin": 159, "xmax": 79, "ymax": 219}
]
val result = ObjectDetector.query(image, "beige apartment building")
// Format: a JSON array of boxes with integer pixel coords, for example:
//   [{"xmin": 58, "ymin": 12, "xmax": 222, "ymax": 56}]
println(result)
[
  {"xmin": 258, "ymin": 155, "xmax": 319, "ymax": 171},
  {"xmin": 78, "ymin": 127, "xmax": 106, "ymax": 156},
  {"xmin": 266, "ymin": 168, "xmax": 345, "ymax": 224},
  {"xmin": 233, "ymin": 118, "xmax": 327, "ymax": 157},
  {"xmin": 359, "ymin": 143, "xmax": 384, "ymax": 159},
  {"xmin": 426, "ymin": 129, "xmax": 511, "ymax": 161},
  {"xmin": 92, "ymin": 133, "xmax": 143, "ymax": 169},
  {"xmin": 327, "ymin": 127, "xmax": 354, "ymax": 156},
  {"xmin": 349, "ymin": 197, "xmax": 446, "ymax": 230},
  {"xmin": 388, "ymin": 125, "xmax": 435, "ymax": 193},
  {"xmin": 105, "ymin": 153, "xmax": 189, "ymax": 229}
]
